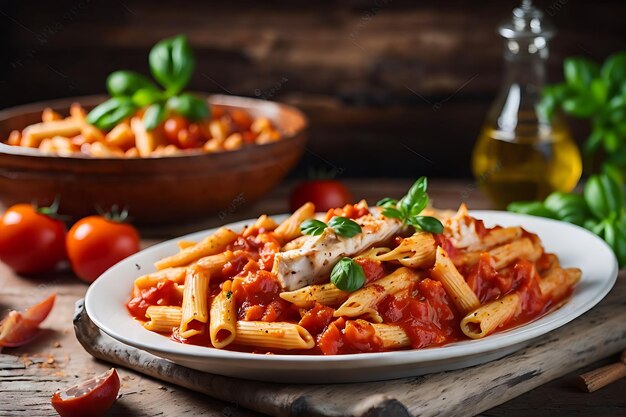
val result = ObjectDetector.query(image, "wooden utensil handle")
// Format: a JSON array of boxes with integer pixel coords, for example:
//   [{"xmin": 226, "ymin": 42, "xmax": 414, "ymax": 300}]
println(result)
[{"xmin": 577, "ymin": 362, "xmax": 626, "ymax": 392}]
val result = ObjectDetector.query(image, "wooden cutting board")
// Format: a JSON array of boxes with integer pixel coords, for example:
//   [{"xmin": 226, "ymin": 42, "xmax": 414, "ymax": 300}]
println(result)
[{"xmin": 74, "ymin": 277, "xmax": 626, "ymax": 417}]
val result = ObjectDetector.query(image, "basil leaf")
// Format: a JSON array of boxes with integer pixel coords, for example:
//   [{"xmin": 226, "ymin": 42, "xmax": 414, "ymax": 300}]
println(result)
[
  {"xmin": 564, "ymin": 57, "xmax": 600, "ymax": 91},
  {"xmin": 132, "ymin": 87, "xmax": 165, "ymax": 107},
  {"xmin": 86, "ymin": 97, "xmax": 137, "ymax": 130},
  {"xmin": 399, "ymin": 177, "xmax": 427, "ymax": 214},
  {"xmin": 143, "ymin": 102, "xmax": 167, "ymax": 130},
  {"xmin": 409, "ymin": 216, "xmax": 444, "ymax": 234},
  {"xmin": 376, "ymin": 197, "xmax": 397, "ymax": 208},
  {"xmin": 167, "ymin": 94, "xmax": 209, "ymax": 121},
  {"xmin": 328, "ymin": 216, "xmax": 361, "ymax": 238},
  {"xmin": 330, "ymin": 258, "xmax": 365, "ymax": 292},
  {"xmin": 300, "ymin": 219, "xmax": 327, "ymax": 236},
  {"xmin": 601, "ymin": 52, "xmax": 626, "ymax": 94},
  {"xmin": 507, "ymin": 201, "xmax": 558, "ymax": 219},
  {"xmin": 544, "ymin": 192, "xmax": 590, "ymax": 226},
  {"xmin": 106, "ymin": 70, "xmax": 157, "ymax": 97},
  {"xmin": 584, "ymin": 174, "xmax": 624, "ymax": 220},
  {"xmin": 149, "ymin": 35, "xmax": 195, "ymax": 94},
  {"xmin": 382, "ymin": 207, "xmax": 403, "ymax": 219}
]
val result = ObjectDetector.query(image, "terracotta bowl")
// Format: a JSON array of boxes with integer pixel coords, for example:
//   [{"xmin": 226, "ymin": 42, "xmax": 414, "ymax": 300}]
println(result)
[{"xmin": 0, "ymin": 95, "xmax": 307, "ymax": 225}]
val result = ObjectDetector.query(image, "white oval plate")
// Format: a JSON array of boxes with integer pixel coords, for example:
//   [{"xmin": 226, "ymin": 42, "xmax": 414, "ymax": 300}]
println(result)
[{"xmin": 85, "ymin": 211, "xmax": 618, "ymax": 383}]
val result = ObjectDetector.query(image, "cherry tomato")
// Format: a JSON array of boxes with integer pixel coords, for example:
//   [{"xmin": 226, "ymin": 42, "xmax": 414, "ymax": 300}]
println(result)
[
  {"xmin": 51, "ymin": 368, "xmax": 120, "ymax": 417},
  {"xmin": 66, "ymin": 216, "xmax": 140, "ymax": 283},
  {"xmin": 290, "ymin": 180, "xmax": 352, "ymax": 212},
  {"xmin": 0, "ymin": 204, "xmax": 66, "ymax": 274},
  {"xmin": 0, "ymin": 293, "xmax": 55, "ymax": 347},
  {"xmin": 163, "ymin": 116, "xmax": 188, "ymax": 144}
]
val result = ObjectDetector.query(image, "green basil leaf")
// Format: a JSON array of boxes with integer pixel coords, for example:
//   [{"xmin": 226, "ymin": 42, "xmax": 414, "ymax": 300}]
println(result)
[
  {"xmin": 544, "ymin": 192, "xmax": 590, "ymax": 226},
  {"xmin": 603, "ymin": 219, "xmax": 626, "ymax": 267},
  {"xmin": 86, "ymin": 97, "xmax": 137, "ymax": 130},
  {"xmin": 400, "ymin": 177, "xmax": 428, "ymax": 214},
  {"xmin": 603, "ymin": 130, "xmax": 620, "ymax": 154},
  {"xmin": 564, "ymin": 57, "xmax": 600, "ymax": 91},
  {"xmin": 106, "ymin": 70, "xmax": 158, "ymax": 97},
  {"xmin": 330, "ymin": 258, "xmax": 365, "ymax": 292},
  {"xmin": 149, "ymin": 35, "xmax": 195, "ymax": 94},
  {"xmin": 382, "ymin": 207, "xmax": 403, "ymax": 220},
  {"xmin": 132, "ymin": 87, "xmax": 165, "ymax": 107},
  {"xmin": 143, "ymin": 102, "xmax": 167, "ymax": 130},
  {"xmin": 590, "ymin": 78, "xmax": 609, "ymax": 104},
  {"xmin": 166, "ymin": 94, "xmax": 209, "ymax": 121},
  {"xmin": 585, "ymin": 128, "xmax": 604, "ymax": 154},
  {"xmin": 409, "ymin": 216, "xmax": 444, "ymax": 234},
  {"xmin": 507, "ymin": 201, "xmax": 558, "ymax": 219},
  {"xmin": 601, "ymin": 52, "xmax": 626, "ymax": 94},
  {"xmin": 376, "ymin": 197, "xmax": 397, "ymax": 208},
  {"xmin": 584, "ymin": 174, "xmax": 624, "ymax": 219},
  {"xmin": 562, "ymin": 94, "xmax": 599, "ymax": 118},
  {"xmin": 300, "ymin": 219, "xmax": 328, "ymax": 236},
  {"xmin": 328, "ymin": 216, "xmax": 362, "ymax": 238}
]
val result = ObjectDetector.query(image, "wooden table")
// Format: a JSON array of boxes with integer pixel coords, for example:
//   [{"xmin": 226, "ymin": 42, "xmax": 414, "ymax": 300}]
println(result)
[{"xmin": 1, "ymin": 179, "xmax": 625, "ymax": 417}]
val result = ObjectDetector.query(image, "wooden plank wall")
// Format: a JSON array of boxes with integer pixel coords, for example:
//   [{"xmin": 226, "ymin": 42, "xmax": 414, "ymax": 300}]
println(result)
[{"xmin": 1, "ymin": 0, "xmax": 625, "ymax": 177}]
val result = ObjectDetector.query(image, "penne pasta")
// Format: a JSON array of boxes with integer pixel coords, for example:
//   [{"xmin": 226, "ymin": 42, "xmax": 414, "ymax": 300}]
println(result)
[
  {"xmin": 370, "ymin": 232, "xmax": 436, "ymax": 268},
  {"xmin": 539, "ymin": 266, "xmax": 582, "ymax": 300},
  {"xmin": 371, "ymin": 322, "xmax": 411, "ymax": 349},
  {"xmin": 280, "ymin": 283, "xmax": 349, "ymax": 308},
  {"xmin": 334, "ymin": 267, "xmax": 421, "ymax": 323},
  {"xmin": 155, "ymin": 227, "xmax": 238, "ymax": 270},
  {"xmin": 134, "ymin": 267, "xmax": 187, "ymax": 289},
  {"xmin": 467, "ymin": 226, "xmax": 523, "ymax": 252},
  {"xmin": 489, "ymin": 237, "xmax": 540, "ymax": 270},
  {"xmin": 431, "ymin": 247, "xmax": 481, "ymax": 315},
  {"xmin": 177, "ymin": 240, "xmax": 197, "ymax": 250},
  {"xmin": 209, "ymin": 281, "xmax": 237, "ymax": 349},
  {"xmin": 273, "ymin": 202, "xmax": 315, "ymax": 243},
  {"xmin": 179, "ymin": 265, "xmax": 210, "ymax": 339},
  {"xmin": 460, "ymin": 293, "xmax": 520, "ymax": 339},
  {"xmin": 242, "ymin": 214, "xmax": 278, "ymax": 238},
  {"xmin": 234, "ymin": 321, "xmax": 315, "ymax": 350},
  {"xmin": 195, "ymin": 250, "xmax": 236, "ymax": 274},
  {"xmin": 144, "ymin": 306, "xmax": 182, "ymax": 333}
]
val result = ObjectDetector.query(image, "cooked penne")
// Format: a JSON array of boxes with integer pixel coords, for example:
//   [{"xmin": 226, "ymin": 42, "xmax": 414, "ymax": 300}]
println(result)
[
  {"xmin": 242, "ymin": 214, "xmax": 278, "ymax": 238},
  {"xmin": 280, "ymin": 283, "xmax": 349, "ymax": 308},
  {"xmin": 460, "ymin": 293, "xmax": 520, "ymax": 339},
  {"xmin": 431, "ymin": 247, "xmax": 481, "ymax": 315},
  {"xmin": 334, "ymin": 267, "xmax": 421, "ymax": 323},
  {"xmin": 179, "ymin": 265, "xmax": 210, "ymax": 339},
  {"xmin": 209, "ymin": 281, "xmax": 237, "ymax": 349},
  {"xmin": 131, "ymin": 117, "xmax": 164, "ymax": 157},
  {"xmin": 273, "ymin": 202, "xmax": 315, "ymax": 243},
  {"xmin": 144, "ymin": 306, "xmax": 182, "ymax": 333},
  {"xmin": 539, "ymin": 266, "xmax": 582, "ymax": 300},
  {"xmin": 489, "ymin": 237, "xmax": 540, "ymax": 269},
  {"xmin": 134, "ymin": 267, "xmax": 187, "ymax": 289},
  {"xmin": 155, "ymin": 227, "xmax": 238, "ymax": 270},
  {"xmin": 177, "ymin": 240, "xmax": 197, "ymax": 250},
  {"xmin": 371, "ymin": 322, "xmax": 411, "ymax": 349},
  {"xmin": 234, "ymin": 321, "xmax": 315, "ymax": 350},
  {"xmin": 21, "ymin": 118, "xmax": 83, "ymax": 147},
  {"xmin": 195, "ymin": 250, "xmax": 236, "ymax": 273},
  {"xmin": 370, "ymin": 232, "xmax": 436, "ymax": 268}
]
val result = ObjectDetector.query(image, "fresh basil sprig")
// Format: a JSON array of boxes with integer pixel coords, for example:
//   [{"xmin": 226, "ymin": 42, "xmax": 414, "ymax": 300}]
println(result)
[
  {"xmin": 538, "ymin": 52, "xmax": 626, "ymax": 169},
  {"xmin": 300, "ymin": 216, "xmax": 362, "ymax": 238},
  {"xmin": 330, "ymin": 257, "xmax": 365, "ymax": 292},
  {"xmin": 508, "ymin": 171, "xmax": 626, "ymax": 267},
  {"xmin": 377, "ymin": 177, "xmax": 444, "ymax": 234},
  {"xmin": 87, "ymin": 35, "xmax": 210, "ymax": 131}
]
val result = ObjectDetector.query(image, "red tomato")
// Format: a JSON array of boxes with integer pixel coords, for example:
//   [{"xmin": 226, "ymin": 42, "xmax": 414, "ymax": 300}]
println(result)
[
  {"xmin": 0, "ymin": 293, "xmax": 55, "ymax": 347},
  {"xmin": 163, "ymin": 116, "xmax": 188, "ymax": 144},
  {"xmin": 290, "ymin": 180, "xmax": 352, "ymax": 212},
  {"xmin": 51, "ymin": 368, "xmax": 120, "ymax": 417},
  {"xmin": 0, "ymin": 204, "xmax": 66, "ymax": 274},
  {"xmin": 66, "ymin": 216, "xmax": 140, "ymax": 283}
]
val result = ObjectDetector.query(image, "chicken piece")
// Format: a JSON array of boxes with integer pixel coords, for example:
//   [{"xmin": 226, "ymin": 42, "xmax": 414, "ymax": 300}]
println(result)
[{"xmin": 272, "ymin": 209, "xmax": 403, "ymax": 290}]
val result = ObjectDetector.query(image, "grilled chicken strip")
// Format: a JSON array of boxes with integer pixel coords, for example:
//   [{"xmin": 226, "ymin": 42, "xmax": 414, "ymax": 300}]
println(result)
[{"xmin": 272, "ymin": 209, "xmax": 404, "ymax": 290}]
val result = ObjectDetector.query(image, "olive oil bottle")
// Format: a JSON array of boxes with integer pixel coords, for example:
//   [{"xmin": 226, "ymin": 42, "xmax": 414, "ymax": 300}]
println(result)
[{"xmin": 472, "ymin": 0, "xmax": 582, "ymax": 208}]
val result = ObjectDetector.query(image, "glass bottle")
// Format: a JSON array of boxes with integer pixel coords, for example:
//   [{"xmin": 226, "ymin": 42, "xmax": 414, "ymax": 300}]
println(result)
[{"xmin": 472, "ymin": 0, "xmax": 582, "ymax": 208}]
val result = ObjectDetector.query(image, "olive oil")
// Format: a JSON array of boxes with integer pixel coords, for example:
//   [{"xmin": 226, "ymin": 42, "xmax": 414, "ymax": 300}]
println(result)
[
  {"xmin": 472, "ymin": 121, "xmax": 582, "ymax": 208},
  {"xmin": 472, "ymin": 1, "xmax": 582, "ymax": 208}
]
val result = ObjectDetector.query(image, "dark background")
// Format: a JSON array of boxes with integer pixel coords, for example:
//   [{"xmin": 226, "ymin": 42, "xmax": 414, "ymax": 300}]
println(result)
[{"xmin": 1, "ymin": 0, "xmax": 625, "ymax": 178}]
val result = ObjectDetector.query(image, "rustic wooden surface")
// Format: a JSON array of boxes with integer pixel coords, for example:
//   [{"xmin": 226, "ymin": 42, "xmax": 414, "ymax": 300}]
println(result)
[
  {"xmin": 3, "ymin": 1, "xmax": 626, "ymax": 177},
  {"xmin": 1, "ymin": 179, "xmax": 625, "ymax": 417}
]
